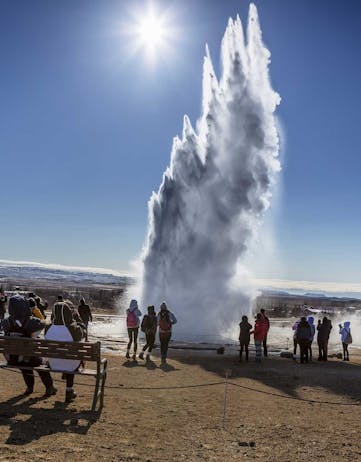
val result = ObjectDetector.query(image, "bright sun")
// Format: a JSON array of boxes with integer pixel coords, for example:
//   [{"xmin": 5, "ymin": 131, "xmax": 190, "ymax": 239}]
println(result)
[
  {"xmin": 124, "ymin": 3, "xmax": 175, "ymax": 62},
  {"xmin": 136, "ymin": 13, "xmax": 166, "ymax": 50}
]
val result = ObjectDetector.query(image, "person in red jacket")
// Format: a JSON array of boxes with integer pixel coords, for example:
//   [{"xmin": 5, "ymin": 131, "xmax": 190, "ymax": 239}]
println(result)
[
  {"xmin": 252, "ymin": 313, "xmax": 269, "ymax": 362},
  {"xmin": 260, "ymin": 308, "xmax": 270, "ymax": 357}
]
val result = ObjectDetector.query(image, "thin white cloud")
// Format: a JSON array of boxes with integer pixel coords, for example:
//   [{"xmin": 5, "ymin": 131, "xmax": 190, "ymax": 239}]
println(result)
[
  {"xmin": 0, "ymin": 259, "xmax": 132, "ymax": 278},
  {"xmin": 253, "ymin": 278, "xmax": 361, "ymax": 297}
]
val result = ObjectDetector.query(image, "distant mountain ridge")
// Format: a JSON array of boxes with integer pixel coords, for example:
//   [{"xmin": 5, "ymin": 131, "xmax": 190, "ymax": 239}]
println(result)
[{"xmin": 0, "ymin": 261, "xmax": 134, "ymax": 286}]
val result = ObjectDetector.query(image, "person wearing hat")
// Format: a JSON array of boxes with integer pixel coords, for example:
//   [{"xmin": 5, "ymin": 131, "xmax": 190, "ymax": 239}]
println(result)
[
  {"xmin": 139, "ymin": 305, "xmax": 158, "ymax": 361},
  {"xmin": 78, "ymin": 298, "xmax": 93, "ymax": 341},
  {"xmin": 125, "ymin": 299, "xmax": 142, "ymax": 360},
  {"xmin": 239, "ymin": 315, "xmax": 252, "ymax": 362},
  {"xmin": 3, "ymin": 294, "xmax": 56, "ymax": 397},
  {"xmin": 157, "ymin": 302, "xmax": 177, "ymax": 365}
]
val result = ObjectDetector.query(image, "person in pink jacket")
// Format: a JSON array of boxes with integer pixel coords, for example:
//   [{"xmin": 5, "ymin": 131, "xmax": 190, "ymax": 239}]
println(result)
[
  {"xmin": 252, "ymin": 313, "xmax": 269, "ymax": 362},
  {"xmin": 125, "ymin": 299, "xmax": 142, "ymax": 360}
]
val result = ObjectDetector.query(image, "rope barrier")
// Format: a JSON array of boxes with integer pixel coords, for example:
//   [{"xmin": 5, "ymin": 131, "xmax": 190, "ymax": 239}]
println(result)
[
  {"xmin": 227, "ymin": 381, "xmax": 361, "ymax": 406},
  {"xmin": 1, "ymin": 365, "xmax": 360, "ymax": 406}
]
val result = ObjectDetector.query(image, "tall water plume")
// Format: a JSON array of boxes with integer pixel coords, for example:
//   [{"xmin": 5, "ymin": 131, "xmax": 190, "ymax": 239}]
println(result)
[{"xmin": 141, "ymin": 4, "xmax": 281, "ymax": 335}]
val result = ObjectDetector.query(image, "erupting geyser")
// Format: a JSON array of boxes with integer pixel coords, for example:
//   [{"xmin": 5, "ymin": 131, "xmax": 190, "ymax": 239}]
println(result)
[{"xmin": 141, "ymin": 4, "xmax": 281, "ymax": 335}]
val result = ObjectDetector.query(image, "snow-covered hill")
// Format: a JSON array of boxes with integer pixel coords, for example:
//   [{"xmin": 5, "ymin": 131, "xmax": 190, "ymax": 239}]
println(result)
[{"xmin": 0, "ymin": 260, "xmax": 134, "ymax": 285}]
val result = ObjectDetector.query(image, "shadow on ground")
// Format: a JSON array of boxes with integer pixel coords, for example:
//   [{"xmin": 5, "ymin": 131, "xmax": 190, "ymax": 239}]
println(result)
[
  {"xmin": 173, "ymin": 350, "xmax": 361, "ymax": 404},
  {"xmin": 0, "ymin": 393, "xmax": 100, "ymax": 445}
]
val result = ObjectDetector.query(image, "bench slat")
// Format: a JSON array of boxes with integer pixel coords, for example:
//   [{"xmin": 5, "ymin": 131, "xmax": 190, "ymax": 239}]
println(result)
[
  {"xmin": 0, "ymin": 362, "xmax": 98, "ymax": 376},
  {"xmin": 0, "ymin": 336, "xmax": 99, "ymax": 361}
]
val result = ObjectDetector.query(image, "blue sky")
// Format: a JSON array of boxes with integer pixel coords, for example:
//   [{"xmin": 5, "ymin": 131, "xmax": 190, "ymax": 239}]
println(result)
[{"xmin": 0, "ymin": 0, "xmax": 360, "ymax": 283}]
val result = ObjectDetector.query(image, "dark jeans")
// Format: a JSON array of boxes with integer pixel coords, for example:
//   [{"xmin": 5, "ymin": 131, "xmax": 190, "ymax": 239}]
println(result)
[
  {"xmin": 65, "ymin": 374, "xmax": 74, "ymax": 388},
  {"xmin": 308, "ymin": 341, "xmax": 313, "ymax": 361},
  {"xmin": 298, "ymin": 340, "xmax": 309, "ymax": 363},
  {"xmin": 127, "ymin": 327, "xmax": 139, "ymax": 353},
  {"xmin": 293, "ymin": 338, "xmax": 298, "ymax": 356},
  {"xmin": 239, "ymin": 341, "xmax": 249, "ymax": 361},
  {"xmin": 8, "ymin": 356, "xmax": 53, "ymax": 391},
  {"xmin": 318, "ymin": 339, "xmax": 328, "ymax": 361},
  {"xmin": 142, "ymin": 332, "xmax": 156, "ymax": 353},
  {"xmin": 159, "ymin": 332, "xmax": 171, "ymax": 360},
  {"xmin": 22, "ymin": 369, "xmax": 53, "ymax": 390},
  {"xmin": 263, "ymin": 336, "xmax": 268, "ymax": 357},
  {"xmin": 83, "ymin": 321, "xmax": 89, "ymax": 341},
  {"xmin": 342, "ymin": 342, "xmax": 349, "ymax": 360}
]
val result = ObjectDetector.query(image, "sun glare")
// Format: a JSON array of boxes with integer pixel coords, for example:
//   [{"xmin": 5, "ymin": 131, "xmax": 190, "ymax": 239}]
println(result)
[
  {"xmin": 136, "ymin": 14, "xmax": 166, "ymax": 49},
  {"xmin": 124, "ymin": 3, "xmax": 176, "ymax": 63}
]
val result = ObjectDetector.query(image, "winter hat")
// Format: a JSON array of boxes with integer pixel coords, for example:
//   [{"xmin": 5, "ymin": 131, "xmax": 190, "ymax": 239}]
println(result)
[
  {"xmin": 129, "ymin": 299, "xmax": 138, "ymax": 311},
  {"xmin": 307, "ymin": 316, "xmax": 314, "ymax": 325},
  {"xmin": 148, "ymin": 305, "xmax": 155, "ymax": 314},
  {"xmin": 160, "ymin": 301, "xmax": 168, "ymax": 311}
]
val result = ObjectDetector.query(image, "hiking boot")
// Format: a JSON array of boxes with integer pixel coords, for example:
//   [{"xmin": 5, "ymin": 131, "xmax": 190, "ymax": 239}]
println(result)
[
  {"xmin": 23, "ymin": 387, "xmax": 33, "ymax": 396},
  {"xmin": 132, "ymin": 353, "xmax": 136, "ymax": 361},
  {"xmin": 125, "ymin": 351, "xmax": 130, "ymax": 359},
  {"xmin": 139, "ymin": 352, "xmax": 144, "ymax": 360},
  {"xmin": 65, "ymin": 389, "xmax": 77, "ymax": 403},
  {"xmin": 146, "ymin": 354, "xmax": 150, "ymax": 361},
  {"xmin": 44, "ymin": 386, "xmax": 57, "ymax": 397}
]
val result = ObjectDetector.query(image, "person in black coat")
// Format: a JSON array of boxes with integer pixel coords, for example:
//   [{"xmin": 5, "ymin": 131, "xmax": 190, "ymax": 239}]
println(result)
[
  {"xmin": 239, "ymin": 315, "xmax": 252, "ymax": 362},
  {"xmin": 78, "ymin": 299, "xmax": 92, "ymax": 341},
  {"xmin": 3, "ymin": 294, "xmax": 56, "ymax": 396},
  {"xmin": 317, "ymin": 317, "xmax": 332, "ymax": 361},
  {"xmin": 296, "ymin": 317, "xmax": 312, "ymax": 364}
]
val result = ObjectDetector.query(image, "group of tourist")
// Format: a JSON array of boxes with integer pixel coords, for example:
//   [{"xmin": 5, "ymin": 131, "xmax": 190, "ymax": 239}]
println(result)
[
  {"xmin": 292, "ymin": 316, "xmax": 352, "ymax": 363},
  {"xmin": 238, "ymin": 310, "xmax": 353, "ymax": 364},
  {"xmin": 1, "ymin": 289, "xmax": 93, "ymax": 401},
  {"xmin": 125, "ymin": 299, "xmax": 177, "ymax": 365},
  {"xmin": 238, "ymin": 309, "xmax": 270, "ymax": 362}
]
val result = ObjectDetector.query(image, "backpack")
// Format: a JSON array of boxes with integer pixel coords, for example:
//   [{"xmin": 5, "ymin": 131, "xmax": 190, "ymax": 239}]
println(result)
[
  {"xmin": 344, "ymin": 330, "xmax": 353, "ymax": 345},
  {"xmin": 142, "ymin": 314, "xmax": 157, "ymax": 334},
  {"xmin": 141, "ymin": 316, "xmax": 148, "ymax": 333},
  {"xmin": 159, "ymin": 311, "xmax": 172, "ymax": 332},
  {"xmin": 127, "ymin": 310, "xmax": 138, "ymax": 328},
  {"xmin": 8, "ymin": 294, "xmax": 31, "ymax": 319},
  {"xmin": 297, "ymin": 324, "xmax": 310, "ymax": 341}
]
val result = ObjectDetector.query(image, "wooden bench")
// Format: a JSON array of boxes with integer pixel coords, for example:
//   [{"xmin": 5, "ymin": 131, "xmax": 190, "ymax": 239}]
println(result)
[{"xmin": 0, "ymin": 336, "xmax": 107, "ymax": 412}]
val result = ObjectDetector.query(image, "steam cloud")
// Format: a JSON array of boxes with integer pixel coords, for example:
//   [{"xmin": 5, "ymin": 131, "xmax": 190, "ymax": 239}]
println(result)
[{"xmin": 141, "ymin": 4, "xmax": 281, "ymax": 335}]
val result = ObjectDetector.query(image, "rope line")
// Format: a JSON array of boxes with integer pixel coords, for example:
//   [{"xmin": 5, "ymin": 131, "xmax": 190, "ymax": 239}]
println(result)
[
  {"xmin": 227, "ymin": 381, "xmax": 361, "ymax": 406},
  {"xmin": 1, "ymin": 366, "xmax": 360, "ymax": 406}
]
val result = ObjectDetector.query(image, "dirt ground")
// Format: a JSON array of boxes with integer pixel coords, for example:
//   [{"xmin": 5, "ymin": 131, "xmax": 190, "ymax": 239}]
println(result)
[{"xmin": 1, "ymin": 348, "xmax": 361, "ymax": 462}]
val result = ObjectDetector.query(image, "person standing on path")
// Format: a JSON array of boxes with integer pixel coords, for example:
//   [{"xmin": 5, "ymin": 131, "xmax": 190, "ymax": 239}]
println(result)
[
  {"xmin": 339, "ymin": 321, "xmax": 352, "ymax": 361},
  {"xmin": 126, "ymin": 299, "xmax": 142, "ymax": 360},
  {"xmin": 252, "ymin": 313, "xmax": 268, "ymax": 362},
  {"xmin": 307, "ymin": 316, "xmax": 316, "ymax": 361},
  {"xmin": 239, "ymin": 315, "xmax": 252, "ymax": 362},
  {"xmin": 139, "ymin": 305, "xmax": 158, "ymax": 361},
  {"xmin": 157, "ymin": 302, "xmax": 177, "ymax": 365},
  {"xmin": 260, "ymin": 309, "xmax": 270, "ymax": 357},
  {"xmin": 296, "ymin": 317, "xmax": 312, "ymax": 364},
  {"xmin": 317, "ymin": 317, "xmax": 332, "ymax": 361},
  {"xmin": 292, "ymin": 319, "xmax": 300, "ymax": 360},
  {"xmin": 78, "ymin": 298, "xmax": 93, "ymax": 341}
]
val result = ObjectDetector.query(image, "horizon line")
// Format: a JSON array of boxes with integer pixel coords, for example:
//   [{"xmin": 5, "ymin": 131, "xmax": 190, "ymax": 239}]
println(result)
[{"xmin": 0, "ymin": 258, "xmax": 360, "ymax": 295}]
